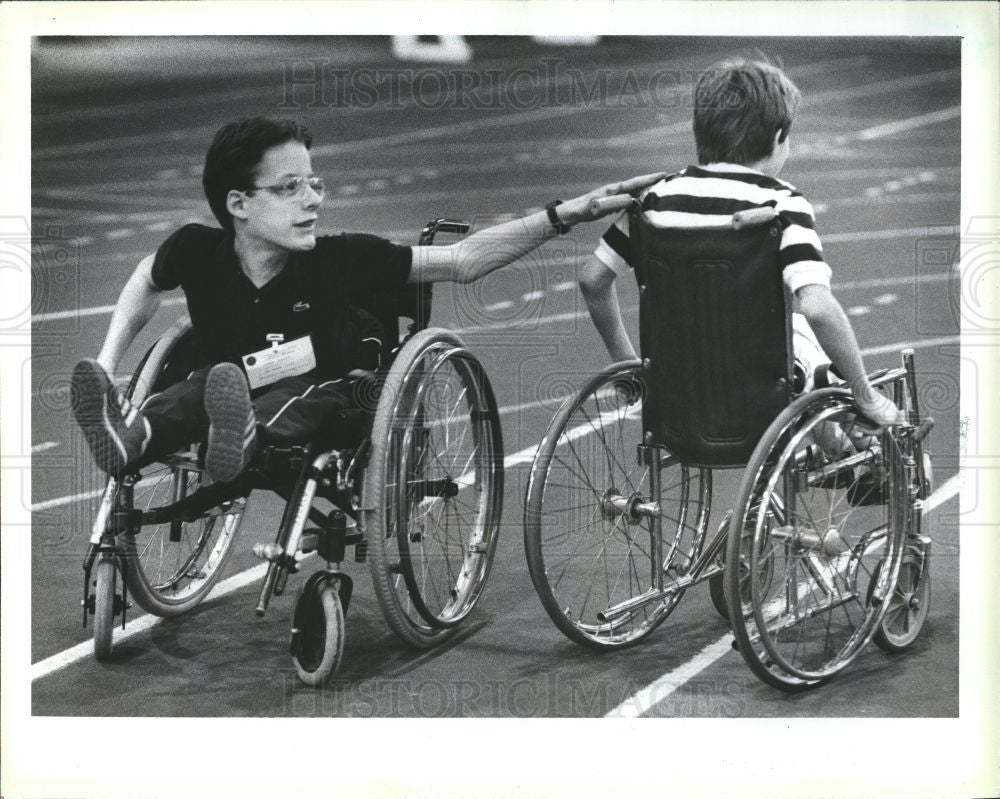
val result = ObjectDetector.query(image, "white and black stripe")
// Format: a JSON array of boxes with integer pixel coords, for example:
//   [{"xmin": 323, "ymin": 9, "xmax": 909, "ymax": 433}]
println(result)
[{"xmin": 595, "ymin": 163, "xmax": 832, "ymax": 295}]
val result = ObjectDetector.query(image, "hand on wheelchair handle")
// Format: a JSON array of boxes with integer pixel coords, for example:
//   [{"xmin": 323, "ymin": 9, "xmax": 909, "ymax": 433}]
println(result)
[{"xmin": 562, "ymin": 172, "xmax": 668, "ymax": 225}]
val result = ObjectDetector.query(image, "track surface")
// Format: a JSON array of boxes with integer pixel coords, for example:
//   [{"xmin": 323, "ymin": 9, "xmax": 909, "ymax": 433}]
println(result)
[{"xmin": 30, "ymin": 37, "xmax": 962, "ymax": 718}]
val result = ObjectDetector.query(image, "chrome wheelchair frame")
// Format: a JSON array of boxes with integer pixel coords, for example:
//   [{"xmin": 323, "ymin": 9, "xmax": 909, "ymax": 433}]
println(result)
[
  {"xmin": 81, "ymin": 219, "xmax": 505, "ymax": 686},
  {"xmin": 523, "ymin": 204, "xmax": 934, "ymax": 690}
]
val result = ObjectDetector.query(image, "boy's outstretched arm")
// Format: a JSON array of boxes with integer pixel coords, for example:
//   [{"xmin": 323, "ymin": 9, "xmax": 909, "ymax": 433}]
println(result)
[
  {"xmin": 579, "ymin": 255, "xmax": 637, "ymax": 362},
  {"xmin": 96, "ymin": 254, "xmax": 165, "ymax": 374},
  {"xmin": 796, "ymin": 284, "xmax": 904, "ymax": 427},
  {"xmin": 407, "ymin": 173, "xmax": 665, "ymax": 285}
]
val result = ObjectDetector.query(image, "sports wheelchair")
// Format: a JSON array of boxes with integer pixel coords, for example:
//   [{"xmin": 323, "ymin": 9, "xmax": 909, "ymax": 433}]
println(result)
[
  {"xmin": 81, "ymin": 219, "xmax": 504, "ymax": 686},
  {"xmin": 524, "ymin": 202, "xmax": 934, "ymax": 690}
]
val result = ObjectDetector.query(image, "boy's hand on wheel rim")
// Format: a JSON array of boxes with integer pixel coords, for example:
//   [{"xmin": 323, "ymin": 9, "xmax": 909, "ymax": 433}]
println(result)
[{"xmin": 851, "ymin": 378, "xmax": 906, "ymax": 430}]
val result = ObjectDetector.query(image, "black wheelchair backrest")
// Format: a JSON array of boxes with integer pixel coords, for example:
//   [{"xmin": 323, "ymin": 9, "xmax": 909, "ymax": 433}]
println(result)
[
  {"xmin": 353, "ymin": 219, "xmax": 472, "ymax": 346},
  {"xmin": 358, "ymin": 282, "xmax": 433, "ymax": 348},
  {"xmin": 631, "ymin": 209, "xmax": 793, "ymax": 467}
]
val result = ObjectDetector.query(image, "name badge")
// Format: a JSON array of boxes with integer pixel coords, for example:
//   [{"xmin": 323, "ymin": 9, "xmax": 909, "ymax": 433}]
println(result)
[{"xmin": 241, "ymin": 335, "xmax": 316, "ymax": 390}]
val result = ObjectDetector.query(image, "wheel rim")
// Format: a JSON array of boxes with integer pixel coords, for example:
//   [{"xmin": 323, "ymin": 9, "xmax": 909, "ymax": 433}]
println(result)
[
  {"xmin": 294, "ymin": 589, "xmax": 334, "ymax": 673},
  {"xmin": 742, "ymin": 400, "xmax": 905, "ymax": 682},
  {"xmin": 385, "ymin": 343, "xmax": 502, "ymax": 630},
  {"xmin": 879, "ymin": 555, "xmax": 929, "ymax": 645},
  {"xmin": 529, "ymin": 366, "xmax": 709, "ymax": 647},
  {"xmin": 128, "ymin": 463, "xmax": 241, "ymax": 604}
]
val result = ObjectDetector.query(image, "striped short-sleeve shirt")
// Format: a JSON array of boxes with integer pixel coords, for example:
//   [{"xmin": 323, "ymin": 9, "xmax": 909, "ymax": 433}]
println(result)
[{"xmin": 594, "ymin": 163, "xmax": 832, "ymax": 294}]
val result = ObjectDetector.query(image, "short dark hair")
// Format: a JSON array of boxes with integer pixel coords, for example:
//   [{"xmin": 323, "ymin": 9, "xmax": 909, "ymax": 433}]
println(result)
[
  {"xmin": 202, "ymin": 117, "xmax": 313, "ymax": 231},
  {"xmin": 693, "ymin": 59, "xmax": 800, "ymax": 166}
]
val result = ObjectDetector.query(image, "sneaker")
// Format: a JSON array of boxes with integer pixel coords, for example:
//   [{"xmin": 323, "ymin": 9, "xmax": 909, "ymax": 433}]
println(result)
[
  {"xmin": 204, "ymin": 363, "xmax": 257, "ymax": 483},
  {"xmin": 71, "ymin": 359, "xmax": 150, "ymax": 475}
]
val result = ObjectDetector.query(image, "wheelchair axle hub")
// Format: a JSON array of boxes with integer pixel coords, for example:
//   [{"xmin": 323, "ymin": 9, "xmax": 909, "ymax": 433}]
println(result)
[
  {"xmin": 415, "ymin": 477, "xmax": 459, "ymax": 499},
  {"xmin": 600, "ymin": 488, "xmax": 658, "ymax": 522},
  {"xmin": 771, "ymin": 525, "xmax": 849, "ymax": 557}
]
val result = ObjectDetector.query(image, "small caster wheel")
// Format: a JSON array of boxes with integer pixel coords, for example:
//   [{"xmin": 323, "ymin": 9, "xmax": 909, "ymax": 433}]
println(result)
[
  {"xmin": 93, "ymin": 556, "xmax": 118, "ymax": 661},
  {"xmin": 291, "ymin": 581, "xmax": 345, "ymax": 686},
  {"xmin": 873, "ymin": 553, "xmax": 931, "ymax": 653}
]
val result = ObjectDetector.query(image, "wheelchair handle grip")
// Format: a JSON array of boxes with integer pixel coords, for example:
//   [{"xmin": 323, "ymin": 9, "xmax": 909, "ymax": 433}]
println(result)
[
  {"xmin": 590, "ymin": 195, "xmax": 638, "ymax": 216},
  {"xmin": 731, "ymin": 206, "xmax": 778, "ymax": 230}
]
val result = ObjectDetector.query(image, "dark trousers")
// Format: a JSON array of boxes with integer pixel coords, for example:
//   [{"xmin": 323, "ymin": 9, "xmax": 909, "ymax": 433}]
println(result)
[{"xmin": 139, "ymin": 369, "xmax": 366, "ymax": 464}]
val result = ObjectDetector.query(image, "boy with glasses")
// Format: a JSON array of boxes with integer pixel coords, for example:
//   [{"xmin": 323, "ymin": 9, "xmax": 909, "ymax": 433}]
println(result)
[{"xmin": 72, "ymin": 116, "xmax": 662, "ymax": 482}]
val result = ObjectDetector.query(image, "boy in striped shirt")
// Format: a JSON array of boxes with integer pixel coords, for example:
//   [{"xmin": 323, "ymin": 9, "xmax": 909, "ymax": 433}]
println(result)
[{"xmin": 579, "ymin": 57, "xmax": 902, "ymax": 429}]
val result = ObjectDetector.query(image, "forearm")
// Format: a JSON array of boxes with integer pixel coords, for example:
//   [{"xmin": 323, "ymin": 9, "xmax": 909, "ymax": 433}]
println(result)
[
  {"xmin": 97, "ymin": 295, "xmax": 161, "ymax": 373},
  {"xmin": 807, "ymin": 307, "xmax": 866, "ymax": 386},
  {"xmin": 798, "ymin": 285, "xmax": 904, "ymax": 426},
  {"xmin": 97, "ymin": 260, "xmax": 163, "ymax": 372},
  {"xmin": 580, "ymin": 278, "xmax": 637, "ymax": 362},
  {"xmin": 409, "ymin": 170, "xmax": 667, "ymax": 284},
  {"xmin": 452, "ymin": 210, "xmax": 559, "ymax": 283},
  {"xmin": 797, "ymin": 286, "xmax": 868, "ymax": 387},
  {"xmin": 413, "ymin": 210, "xmax": 559, "ymax": 284}
]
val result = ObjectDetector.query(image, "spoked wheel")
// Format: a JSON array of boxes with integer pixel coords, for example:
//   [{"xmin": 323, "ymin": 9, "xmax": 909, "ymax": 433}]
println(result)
[
  {"xmin": 122, "ymin": 460, "xmax": 244, "ymax": 617},
  {"xmin": 291, "ymin": 581, "xmax": 346, "ymax": 686},
  {"xmin": 92, "ymin": 556, "xmax": 118, "ymax": 660},
  {"xmin": 727, "ymin": 389, "xmax": 907, "ymax": 690},
  {"xmin": 366, "ymin": 328, "xmax": 504, "ymax": 649},
  {"xmin": 524, "ymin": 362, "xmax": 711, "ymax": 650}
]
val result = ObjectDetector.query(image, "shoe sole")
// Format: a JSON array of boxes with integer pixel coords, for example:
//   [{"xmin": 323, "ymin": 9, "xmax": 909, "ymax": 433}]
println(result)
[
  {"xmin": 71, "ymin": 359, "xmax": 128, "ymax": 474},
  {"xmin": 204, "ymin": 364, "xmax": 255, "ymax": 483}
]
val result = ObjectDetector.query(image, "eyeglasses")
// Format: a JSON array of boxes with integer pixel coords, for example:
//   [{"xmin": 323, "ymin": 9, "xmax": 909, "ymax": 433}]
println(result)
[{"xmin": 249, "ymin": 175, "xmax": 325, "ymax": 200}]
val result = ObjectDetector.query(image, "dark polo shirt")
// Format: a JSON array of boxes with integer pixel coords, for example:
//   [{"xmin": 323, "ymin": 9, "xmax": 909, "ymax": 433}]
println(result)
[{"xmin": 151, "ymin": 224, "xmax": 412, "ymax": 379}]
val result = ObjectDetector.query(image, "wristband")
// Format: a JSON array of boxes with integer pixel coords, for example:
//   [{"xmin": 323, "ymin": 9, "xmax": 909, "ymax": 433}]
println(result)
[{"xmin": 545, "ymin": 200, "xmax": 571, "ymax": 234}]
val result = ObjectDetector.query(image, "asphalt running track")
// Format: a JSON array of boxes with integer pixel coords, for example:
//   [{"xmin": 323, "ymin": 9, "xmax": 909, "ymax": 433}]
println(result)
[{"xmin": 26, "ymin": 37, "xmax": 966, "ymax": 718}]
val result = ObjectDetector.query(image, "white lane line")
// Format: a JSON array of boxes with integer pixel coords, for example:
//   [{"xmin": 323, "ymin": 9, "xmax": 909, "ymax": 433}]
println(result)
[
  {"xmin": 811, "ymin": 68, "xmax": 958, "ymax": 106},
  {"xmin": 32, "ymin": 297, "xmax": 187, "ymax": 323},
  {"xmin": 822, "ymin": 226, "xmax": 958, "ymax": 243},
  {"xmin": 29, "ymin": 395, "xmax": 568, "ymax": 512},
  {"xmin": 837, "ymin": 272, "xmax": 955, "ymax": 291},
  {"xmin": 28, "ymin": 330, "xmax": 960, "ymax": 512},
  {"xmin": 607, "ymin": 637, "xmax": 737, "ymax": 718},
  {"xmin": 33, "ymin": 55, "xmax": 683, "ymax": 155},
  {"xmin": 29, "ymin": 391, "xmax": 962, "ymax": 682},
  {"xmin": 43, "ymin": 54, "xmax": 872, "ymax": 160},
  {"xmin": 30, "ymin": 563, "xmax": 270, "ymax": 682},
  {"xmin": 30, "ymin": 488, "xmax": 106, "ymax": 512},
  {"xmin": 611, "ymin": 69, "xmax": 959, "ymax": 149},
  {"xmin": 862, "ymin": 335, "xmax": 959, "ymax": 356},
  {"xmin": 29, "ymin": 269, "xmax": 957, "ymax": 325},
  {"xmin": 825, "ymin": 191, "xmax": 959, "ymax": 209},
  {"xmin": 605, "ymin": 473, "xmax": 962, "ymax": 718},
  {"xmin": 312, "ymin": 106, "xmax": 585, "ymax": 157},
  {"xmin": 853, "ymin": 106, "xmax": 961, "ymax": 142},
  {"xmin": 31, "ymin": 433, "xmax": 556, "ymax": 680}
]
